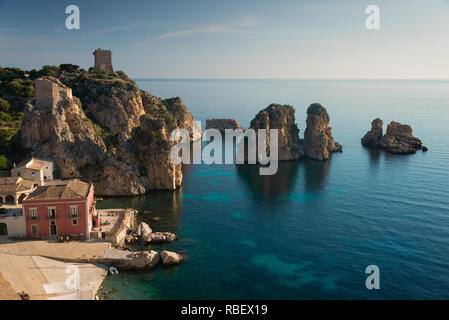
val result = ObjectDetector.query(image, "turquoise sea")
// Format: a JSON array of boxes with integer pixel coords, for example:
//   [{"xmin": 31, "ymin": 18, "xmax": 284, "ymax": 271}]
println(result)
[{"xmin": 98, "ymin": 79, "xmax": 449, "ymax": 299}]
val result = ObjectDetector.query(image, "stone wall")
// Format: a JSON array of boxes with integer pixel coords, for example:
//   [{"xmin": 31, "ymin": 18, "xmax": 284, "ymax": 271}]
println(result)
[
  {"xmin": 0, "ymin": 211, "xmax": 26, "ymax": 237},
  {"xmin": 104, "ymin": 209, "xmax": 136, "ymax": 246},
  {"xmin": 35, "ymin": 77, "xmax": 73, "ymax": 111}
]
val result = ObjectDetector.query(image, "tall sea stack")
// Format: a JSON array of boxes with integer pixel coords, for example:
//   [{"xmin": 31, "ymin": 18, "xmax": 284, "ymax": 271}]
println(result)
[{"xmin": 303, "ymin": 103, "xmax": 342, "ymax": 160}]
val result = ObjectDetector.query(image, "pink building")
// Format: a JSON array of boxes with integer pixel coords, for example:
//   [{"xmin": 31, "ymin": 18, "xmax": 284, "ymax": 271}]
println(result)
[{"xmin": 22, "ymin": 179, "xmax": 98, "ymax": 239}]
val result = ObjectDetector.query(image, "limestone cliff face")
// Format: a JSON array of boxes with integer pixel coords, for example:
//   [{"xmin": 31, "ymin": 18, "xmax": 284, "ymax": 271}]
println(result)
[
  {"xmin": 62, "ymin": 75, "xmax": 145, "ymax": 135},
  {"xmin": 361, "ymin": 118, "xmax": 383, "ymax": 146},
  {"xmin": 131, "ymin": 116, "xmax": 182, "ymax": 190},
  {"xmin": 303, "ymin": 103, "xmax": 342, "ymax": 160},
  {"xmin": 21, "ymin": 77, "xmax": 107, "ymax": 178},
  {"xmin": 141, "ymin": 91, "xmax": 198, "ymax": 140},
  {"xmin": 249, "ymin": 104, "xmax": 303, "ymax": 161},
  {"xmin": 20, "ymin": 75, "xmax": 195, "ymax": 195}
]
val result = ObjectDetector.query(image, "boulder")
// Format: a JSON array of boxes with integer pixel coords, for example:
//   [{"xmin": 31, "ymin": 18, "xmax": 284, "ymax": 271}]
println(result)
[
  {"xmin": 206, "ymin": 119, "xmax": 244, "ymax": 133},
  {"xmin": 146, "ymin": 232, "xmax": 176, "ymax": 243},
  {"xmin": 103, "ymin": 248, "xmax": 160, "ymax": 269},
  {"xmin": 160, "ymin": 250, "xmax": 184, "ymax": 265},
  {"xmin": 303, "ymin": 103, "xmax": 342, "ymax": 160},
  {"xmin": 378, "ymin": 121, "xmax": 423, "ymax": 154},
  {"xmin": 136, "ymin": 222, "xmax": 152, "ymax": 241},
  {"xmin": 362, "ymin": 118, "xmax": 383, "ymax": 146}
]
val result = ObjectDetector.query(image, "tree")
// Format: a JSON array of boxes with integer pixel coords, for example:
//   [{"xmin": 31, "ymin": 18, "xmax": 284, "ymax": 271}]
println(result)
[{"xmin": 0, "ymin": 98, "xmax": 10, "ymax": 112}]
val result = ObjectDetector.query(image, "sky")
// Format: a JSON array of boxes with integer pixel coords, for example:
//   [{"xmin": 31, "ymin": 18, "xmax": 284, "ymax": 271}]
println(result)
[{"xmin": 1, "ymin": 0, "xmax": 449, "ymax": 79}]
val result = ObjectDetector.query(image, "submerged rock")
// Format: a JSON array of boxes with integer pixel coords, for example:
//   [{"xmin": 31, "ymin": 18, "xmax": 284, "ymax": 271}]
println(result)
[
  {"xmin": 303, "ymin": 103, "xmax": 342, "ymax": 160},
  {"xmin": 361, "ymin": 118, "xmax": 383, "ymax": 146},
  {"xmin": 248, "ymin": 103, "xmax": 303, "ymax": 161},
  {"xmin": 205, "ymin": 118, "xmax": 244, "ymax": 133},
  {"xmin": 160, "ymin": 250, "xmax": 184, "ymax": 265}
]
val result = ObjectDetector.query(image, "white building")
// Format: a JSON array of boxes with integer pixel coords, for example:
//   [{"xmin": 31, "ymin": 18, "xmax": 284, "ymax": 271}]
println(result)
[{"xmin": 11, "ymin": 158, "xmax": 54, "ymax": 187}]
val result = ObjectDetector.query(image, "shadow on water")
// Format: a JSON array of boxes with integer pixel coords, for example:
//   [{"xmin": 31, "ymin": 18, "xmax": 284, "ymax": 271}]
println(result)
[
  {"xmin": 235, "ymin": 160, "xmax": 300, "ymax": 200},
  {"xmin": 303, "ymin": 158, "xmax": 331, "ymax": 193},
  {"xmin": 363, "ymin": 146, "xmax": 382, "ymax": 167}
]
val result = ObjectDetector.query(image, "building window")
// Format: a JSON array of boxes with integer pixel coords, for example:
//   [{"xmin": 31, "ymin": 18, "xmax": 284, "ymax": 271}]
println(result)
[
  {"xmin": 30, "ymin": 208, "xmax": 38, "ymax": 220},
  {"xmin": 72, "ymin": 219, "xmax": 78, "ymax": 226},
  {"xmin": 70, "ymin": 206, "xmax": 78, "ymax": 218},
  {"xmin": 32, "ymin": 172, "xmax": 35, "ymax": 177},
  {"xmin": 31, "ymin": 225, "xmax": 38, "ymax": 236},
  {"xmin": 48, "ymin": 208, "xmax": 56, "ymax": 219}
]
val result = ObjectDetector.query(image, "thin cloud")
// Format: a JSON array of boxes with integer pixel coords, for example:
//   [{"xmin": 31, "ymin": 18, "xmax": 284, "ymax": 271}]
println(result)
[
  {"xmin": 89, "ymin": 21, "xmax": 160, "ymax": 37},
  {"xmin": 136, "ymin": 15, "xmax": 260, "ymax": 45}
]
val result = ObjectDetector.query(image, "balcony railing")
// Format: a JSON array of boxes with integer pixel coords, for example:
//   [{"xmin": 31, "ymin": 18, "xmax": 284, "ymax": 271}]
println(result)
[
  {"xmin": 46, "ymin": 215, "xmax": 57, "ymax": 220},
  {"xmin": 27, "ymin": 216, "xmax": 39, "ymax": 221},
  {"xmin": 69, "ymin": 214, "xmax": 80, "ymax": 218}
]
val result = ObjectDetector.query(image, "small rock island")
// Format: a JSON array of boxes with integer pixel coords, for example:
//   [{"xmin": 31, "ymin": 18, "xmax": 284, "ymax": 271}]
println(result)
[{"xmin": 362, "ymin": 118, "xmax": 427, "ymax": 154}]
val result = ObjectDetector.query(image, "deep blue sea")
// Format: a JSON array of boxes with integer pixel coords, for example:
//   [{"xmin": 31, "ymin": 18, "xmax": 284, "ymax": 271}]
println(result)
[{"xmin": 98, "ymin": 79, "xmax": 449, "ymax": 299}]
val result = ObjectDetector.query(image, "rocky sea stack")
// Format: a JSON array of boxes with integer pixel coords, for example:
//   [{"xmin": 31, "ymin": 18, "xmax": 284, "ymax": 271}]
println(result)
[
  {"xmin": 361, "ymin": 118, "xmax": 383, "ymax": 146},
  {"xmin": 362, "ymin": 119, "xmax": 426, "ymax": 154},
  {"xmin": 303, "ymin": 103, "xmax": 342, "ymax": 160},
  {"xmin": 249, "ymin": 104, "xmax": 303, "ymax": 161},
  {"xmin": 205, "ymin": 118, "xmax": 244, "ymax": 133}
]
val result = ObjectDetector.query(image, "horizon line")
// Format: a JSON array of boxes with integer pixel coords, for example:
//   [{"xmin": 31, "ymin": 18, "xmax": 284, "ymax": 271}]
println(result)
[{"xmin": 132, "ymin": 77, "xmax": 449, "ymax": 81}]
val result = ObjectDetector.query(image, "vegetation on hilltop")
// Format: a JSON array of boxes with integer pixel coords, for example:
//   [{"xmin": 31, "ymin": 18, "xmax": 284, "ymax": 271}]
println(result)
[{"xmin": 307, "ymin": 103, "xmax": 330, "ymax": 122}]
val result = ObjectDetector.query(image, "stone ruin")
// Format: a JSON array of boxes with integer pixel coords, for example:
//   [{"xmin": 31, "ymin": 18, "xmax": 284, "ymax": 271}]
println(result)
[
  {"xmin": 93, "ymin": 48, "xmax": 114, "ymax": 73},
  {"xmin": 35, "ymin": 77, "xmax": 73, "ymax": 111}
]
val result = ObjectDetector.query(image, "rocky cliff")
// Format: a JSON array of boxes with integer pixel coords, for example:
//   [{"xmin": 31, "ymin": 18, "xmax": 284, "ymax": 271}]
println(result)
[
  {"xmin": 362, "ymin": 119, "xmax": 425, "ymax": 154},
  {"xmin": 303, "ymin": 103, "xmax": 342, "ymax": 160},
  {"xmin": 249, "ymin": 104, "xmax": 303, "ymax": 161},
  {"xmin": 20, "ymin": 72, "xmax": 196, "ymax": 195},
  {"xmin": 205, "ymin": 118, "xmax": 244, "ymax": 133},
  {"xmin": 361, "ymin": 118, "xmax": 383, "ymax": 146},
  {"xmin": 21, "ymin": 77, "xmax": 107, "ymax": 178}
]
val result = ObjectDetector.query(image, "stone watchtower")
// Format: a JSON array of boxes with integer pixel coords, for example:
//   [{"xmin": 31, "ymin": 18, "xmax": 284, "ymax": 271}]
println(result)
[{"xmin": 93, "ymin": 48, "xmax": 114, "ymax": 73}]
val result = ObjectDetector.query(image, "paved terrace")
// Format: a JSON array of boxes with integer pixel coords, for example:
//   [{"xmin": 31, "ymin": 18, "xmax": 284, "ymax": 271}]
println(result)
[
  {"xmin": 0, "ymin": 241, "xmax": 111, "ymax": 300},
  {"xmin": 0, "ymin": 272, "xmax": 19, "ymax": 300}
]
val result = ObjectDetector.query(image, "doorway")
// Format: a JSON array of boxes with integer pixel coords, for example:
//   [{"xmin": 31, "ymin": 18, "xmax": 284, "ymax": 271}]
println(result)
[
  {"xmin": 50, "ymin": 221, "xmax": 57, "ymax": 237},
  {"xmin": 0, "ymin": 223, "xmax": 7, "ymax": 236}
]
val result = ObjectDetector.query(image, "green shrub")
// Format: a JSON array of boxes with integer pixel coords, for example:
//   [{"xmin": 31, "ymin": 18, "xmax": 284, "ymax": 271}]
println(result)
[
  {"xmin": 59, "ymin": 64, "xmax": 80, "ymax": 73},
  {"xmin": 0, "ymin": 112, "xmax": 13, "ymax": 122},
  {"xmin": 0, "ymin": 98, "xmax": 10, "ymax": 112},
  {"xmin": 113, "ymin": 80, "xmax": 126, "ymax": 90},
  {"xmin": 116, "ymin": 70, "xmax": 130, "ymax": 81},
  {"xmin": 307, "ymin": 103, "xmax": 330, "ymax": 122},
  {"xmin": 0, "ymin": 155, "xmax": 6, "ymax": 169},
  {"xmin": 0, "ymin": 67, "xmax": 25, "ymax": 82}
]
